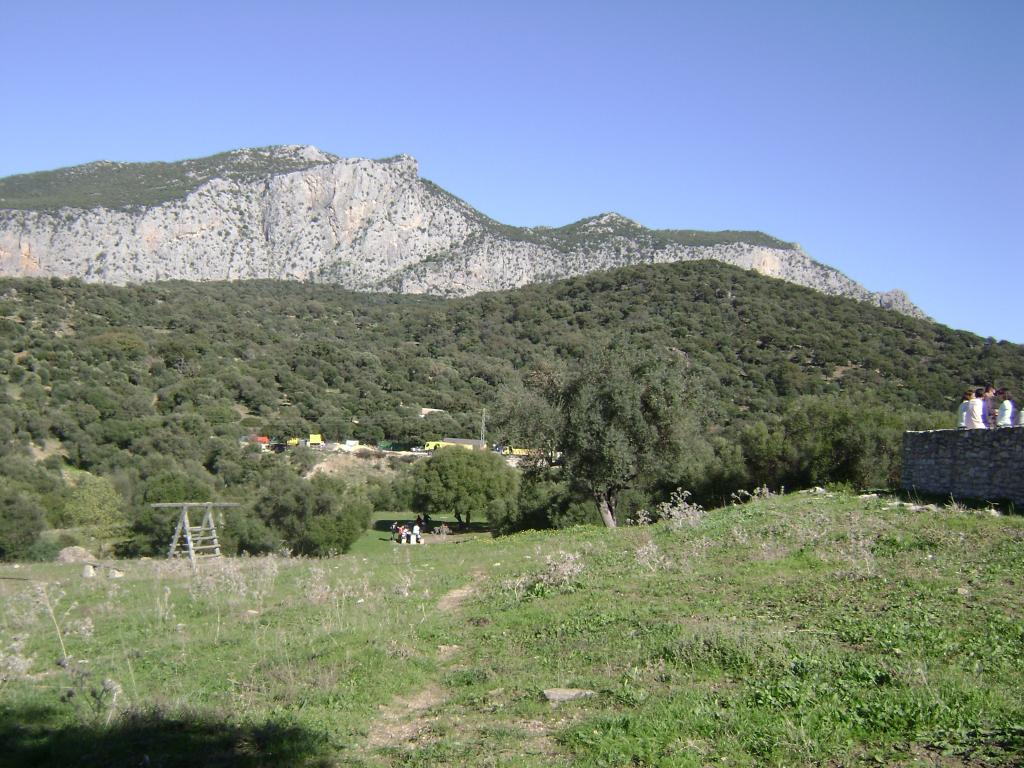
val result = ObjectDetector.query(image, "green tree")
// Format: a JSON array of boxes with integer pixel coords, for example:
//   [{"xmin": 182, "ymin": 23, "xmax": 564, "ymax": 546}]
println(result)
[
  {"xmin": 492, "ymin": 362, "xmax": 566, "ymax": 477},
  {"xmin": 61, "ymin": 474, "xmax": 130, "ymax": 551},
  {"xmin": 410, "ymin": 447, "xmax": 519, "ymax": 528},
  {"xmin": 556, "ymin": 350, "xmax": 701, "ymax": 528}
]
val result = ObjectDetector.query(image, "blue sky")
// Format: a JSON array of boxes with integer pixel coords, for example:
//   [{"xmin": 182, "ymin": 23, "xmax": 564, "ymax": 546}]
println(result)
[{"xmin": 4, "ymin": 1, "xmax": 1023, "ymax": 342}]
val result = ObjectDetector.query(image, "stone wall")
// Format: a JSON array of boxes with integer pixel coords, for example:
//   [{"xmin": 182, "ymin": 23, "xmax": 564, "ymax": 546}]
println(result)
[{"xmin": 901, "ymin": 428, "xmax": 1024, "ymax": 506}]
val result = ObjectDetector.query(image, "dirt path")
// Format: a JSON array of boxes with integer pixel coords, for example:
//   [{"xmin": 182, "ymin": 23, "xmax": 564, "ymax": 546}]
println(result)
[
  {"xmin": 437, "ymin": 585, "xmax": 471, "ymax": 612},
  {"xmin": 437, "ymin": 569, "xmax": 484, "ymax": 612},
  {"xmin": 362, "ymin": 573, "xmax": 484, "ymax": 753},
  {"xmin": 366, "ymin": 683, "xmax": 447, "ymax": 748}
]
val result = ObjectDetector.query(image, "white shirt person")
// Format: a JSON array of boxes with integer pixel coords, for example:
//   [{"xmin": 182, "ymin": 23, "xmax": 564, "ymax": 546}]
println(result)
[{"xmin": 965, "ymin": 390, "xmax": 986, "ymax": 429}]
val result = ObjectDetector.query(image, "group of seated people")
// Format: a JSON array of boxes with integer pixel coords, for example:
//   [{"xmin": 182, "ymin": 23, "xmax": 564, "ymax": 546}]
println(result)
[
  {"xmin": 958, "ymin": 386, "xmax": 1019, "ymax": 429},
  {"xmin": 389, "ymin": 518, "xmax": 425, "ymax": 548},
  {"xmin": 390, "ymin": 514, "xmax": 436, "ymax": 544},
  {"xmin": 392, "ymin": 522, "xmax": 422, "ymax": 544}
]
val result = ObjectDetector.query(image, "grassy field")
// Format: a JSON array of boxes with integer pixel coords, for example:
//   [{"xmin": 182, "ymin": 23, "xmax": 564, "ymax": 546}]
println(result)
[{"xmin": 1, "ymin": 491, "xmax": 1022, "ymax": 767}]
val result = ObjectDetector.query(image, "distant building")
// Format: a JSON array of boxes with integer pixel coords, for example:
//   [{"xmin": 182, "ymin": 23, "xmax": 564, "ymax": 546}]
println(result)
[{"xmin": 239, "ymin": 435, "xmax": 270, "ymax": 452}]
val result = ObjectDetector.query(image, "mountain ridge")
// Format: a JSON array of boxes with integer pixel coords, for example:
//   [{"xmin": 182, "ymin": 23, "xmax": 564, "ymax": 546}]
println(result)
[{"xmin": 0, "ymin": 145, "xmax": 923, "ymax": 317}]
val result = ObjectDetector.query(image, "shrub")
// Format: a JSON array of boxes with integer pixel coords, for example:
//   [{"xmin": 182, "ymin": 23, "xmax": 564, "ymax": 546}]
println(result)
[
  {"xmin": 142, "ymin": 470, "xmax": 213, "ymax": 504},
  {"xmin": 302, "ymin": 477, "xmax": 372, "ymax": 555},
  {"xmin": 220, "ymin": 507, "xmax": 279, "ymax": 556},
  {"xmin": 23, "ymin": 536, "xmax": 63, "ymax": 562},
  {"xmin": 509, "ymin": 478, "xmax": 600, "ymax": 533},
  {"xmin": 256, "ymin": 471, "xmax": 371, "ymax": 556},
  {"xmin": 0, "ymin": 484, "xmax": 45, "ymax": 560}
]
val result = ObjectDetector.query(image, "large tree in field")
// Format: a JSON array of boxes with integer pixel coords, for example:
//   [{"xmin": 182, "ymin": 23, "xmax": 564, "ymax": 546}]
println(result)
[
  {"xmin": 410, "ymin": 446, "xmax": 519, "ymax": 528},
  {"xmin": 557, "ymin": 349, "xmax": 700, "ymax": 528}
]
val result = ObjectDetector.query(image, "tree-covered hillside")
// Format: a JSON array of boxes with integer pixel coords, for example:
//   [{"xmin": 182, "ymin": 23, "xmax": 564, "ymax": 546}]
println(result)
[{"xmin": 1, "ymin": 260, "xmax": 1021, "ymax": 557}]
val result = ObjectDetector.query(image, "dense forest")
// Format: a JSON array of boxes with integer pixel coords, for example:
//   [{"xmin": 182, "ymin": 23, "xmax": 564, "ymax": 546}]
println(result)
[{"xmin": 2, "ymin": 261, "xmax": 1021, "ymax": 559}]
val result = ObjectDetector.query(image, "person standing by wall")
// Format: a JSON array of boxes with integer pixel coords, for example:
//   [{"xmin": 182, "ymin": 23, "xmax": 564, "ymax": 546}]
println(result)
[
  {"xmin": 982, "ymin": 385, "xmax": 998, "ymax": 429},
  {"xmin": 957, "ymin": 390, "xmax": 973, "ymax": 428},
  {"xmin": 966, "ymin": 388, "xmax": 987, "ymax": 429},
  {"xmin": 997, "ymin": 390, "xmax": 1015, "ymax": 427}
]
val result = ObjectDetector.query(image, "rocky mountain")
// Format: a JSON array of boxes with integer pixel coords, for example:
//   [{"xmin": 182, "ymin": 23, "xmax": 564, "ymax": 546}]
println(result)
[{"xmin": 0, "ymin": 145, "xmax": 922, "ymax": 316}]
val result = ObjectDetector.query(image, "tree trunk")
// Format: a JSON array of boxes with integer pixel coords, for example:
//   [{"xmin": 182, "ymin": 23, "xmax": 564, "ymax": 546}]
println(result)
[{"xmin": 596, "ymin": 492, "xmax": 617, "ymax": 528}]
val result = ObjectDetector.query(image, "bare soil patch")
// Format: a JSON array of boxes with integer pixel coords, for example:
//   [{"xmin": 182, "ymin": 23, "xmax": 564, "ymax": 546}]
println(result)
[
  {"xmin": 436, "ymin": 644, "xmax": 461, "ymax": 661},
  {"xmin": 437, "ymin": 572, "xmax": 484, "ymax": 612},
  {"xmin": 366, "ymin": 683, "xmax": 446, "ymax": 748},
  {"xmin": 307, "ymin": 451, "xmax": 398, "ymax": 482}
]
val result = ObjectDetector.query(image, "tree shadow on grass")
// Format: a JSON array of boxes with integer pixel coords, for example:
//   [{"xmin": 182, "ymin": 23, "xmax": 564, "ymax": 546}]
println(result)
[{"xmin": 0, "ymin": 705, "xmax": 334, "ymax": 768}]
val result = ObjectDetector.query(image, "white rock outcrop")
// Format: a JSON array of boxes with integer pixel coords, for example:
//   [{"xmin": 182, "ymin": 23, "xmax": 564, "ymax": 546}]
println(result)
[{"xmin": 0, "ymin": 148, "xmax": 923, "ymax": 317}]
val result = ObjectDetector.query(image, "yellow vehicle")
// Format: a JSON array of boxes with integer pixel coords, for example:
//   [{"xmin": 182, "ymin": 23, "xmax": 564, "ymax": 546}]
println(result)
[
  {"xmin": 423, "ymin": 438, "xmax": 484, "ymax": 451},
  {"xmin": 500, "ymin": 445, "xmax": 535, "ymax": 457}
]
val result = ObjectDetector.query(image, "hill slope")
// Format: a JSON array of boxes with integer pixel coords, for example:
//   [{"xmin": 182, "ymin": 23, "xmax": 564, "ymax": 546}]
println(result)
[
  {"xmin": 2, "ymin": 260, "xmax": 1021, "ymax": 515},
  {"xmin": 0, "ymin": 146, "xmax": 922, "ymax": 316}
]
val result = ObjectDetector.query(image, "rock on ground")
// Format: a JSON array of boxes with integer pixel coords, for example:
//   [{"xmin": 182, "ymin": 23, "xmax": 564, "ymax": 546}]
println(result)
[{"xmin": 57, "ymin": 546, "xmax": 95, "ymax": 563}]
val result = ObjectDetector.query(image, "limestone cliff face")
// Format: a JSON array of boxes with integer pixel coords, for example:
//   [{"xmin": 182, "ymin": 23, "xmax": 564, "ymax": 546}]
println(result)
[{"xmin": 0, "ymin": 146, "xmax": 924, "ymax": 317}]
